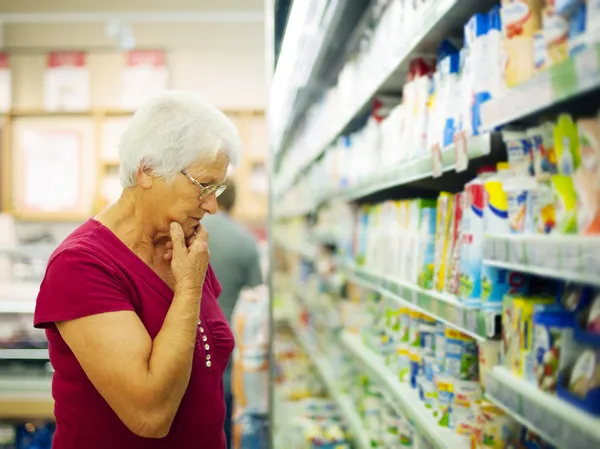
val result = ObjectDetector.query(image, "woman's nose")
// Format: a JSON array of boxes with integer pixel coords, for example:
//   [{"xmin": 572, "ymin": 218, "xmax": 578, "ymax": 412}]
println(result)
[{"xmin": 201, "ymin": 193, "xmax": 219, "ymax": 214}]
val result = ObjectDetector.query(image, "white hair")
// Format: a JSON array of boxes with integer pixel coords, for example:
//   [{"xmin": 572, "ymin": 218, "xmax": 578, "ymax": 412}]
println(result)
[{"xmin": 119, "ymin": 90, "xmax": 241, "ymax": 188}]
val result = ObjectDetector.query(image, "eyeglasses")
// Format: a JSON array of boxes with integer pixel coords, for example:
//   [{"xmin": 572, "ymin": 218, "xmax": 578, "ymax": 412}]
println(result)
[{"xmin": 181, "ymin": 170, "xmax": 227, "ymax": 200}]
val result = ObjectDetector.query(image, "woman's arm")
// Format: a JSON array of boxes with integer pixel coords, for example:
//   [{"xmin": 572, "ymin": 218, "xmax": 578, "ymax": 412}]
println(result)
[{"xmin": 56, "ymin": 222, "xmax": 209, "ymax": 438}]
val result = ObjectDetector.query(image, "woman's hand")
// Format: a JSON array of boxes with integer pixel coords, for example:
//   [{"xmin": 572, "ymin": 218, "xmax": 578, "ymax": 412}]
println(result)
[{"xmin": 169, "ymin": 222, "xmax": 209, "ymax": 296}]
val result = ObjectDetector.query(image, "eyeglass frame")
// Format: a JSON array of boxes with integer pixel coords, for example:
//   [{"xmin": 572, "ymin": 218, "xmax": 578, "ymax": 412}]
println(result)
[{"xmin": 180, "ymin": 170, "xmax": 227, "ymax": 200}]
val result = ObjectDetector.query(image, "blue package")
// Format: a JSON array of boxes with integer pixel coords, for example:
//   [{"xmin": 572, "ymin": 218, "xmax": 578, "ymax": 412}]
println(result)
[
  {"xmin": 464, "ymin": 13, "xmax": 488, "ymax": 49},
  {"xmin": 15, "ymin": 422, "xmax": 55, "ymax": 449},
  {"xmin": 568, "ymin": 3, "xmax": 587, "ymax": 55}
]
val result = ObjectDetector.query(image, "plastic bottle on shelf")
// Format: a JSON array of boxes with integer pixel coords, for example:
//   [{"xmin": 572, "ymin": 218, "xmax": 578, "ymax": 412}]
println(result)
[{"xmin": 459, "ymin": 166, "xmax": 497, "ymax": 306}]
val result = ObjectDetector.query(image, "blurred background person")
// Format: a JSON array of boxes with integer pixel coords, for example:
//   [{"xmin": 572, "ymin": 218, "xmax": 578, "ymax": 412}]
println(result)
[{"xmin": 202, "ymin": 178, "xmax": 263, "ymax": 448}]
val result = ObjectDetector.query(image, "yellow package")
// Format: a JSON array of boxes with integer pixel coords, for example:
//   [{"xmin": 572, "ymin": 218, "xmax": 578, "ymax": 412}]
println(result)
[
  {"xmin": 514, "ymin": 296, "xmax": 555, "ymax": 378},
  {"xmin": 433, "ymin": 192, "xmax": 453, "ymax": 291}
]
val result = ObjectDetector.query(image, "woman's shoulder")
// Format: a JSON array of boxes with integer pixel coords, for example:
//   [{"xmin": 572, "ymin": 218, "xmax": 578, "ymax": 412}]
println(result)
[{"xmin": 48, "ymin": 218, "xmax": 125, "ymax": 270}]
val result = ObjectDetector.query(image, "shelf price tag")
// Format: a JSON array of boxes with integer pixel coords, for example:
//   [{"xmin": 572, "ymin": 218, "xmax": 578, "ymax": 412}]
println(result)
[
  {"xmin": 467, "ymin": 310, "xmax": 477, "ymax": 333},
  {"xmin": 454, "ymin": 131, "xmax": 468, "ymax": 172},
  {"xmin": 431, "ymin": 143, "xmax": 443, "ymax": 178},
  {"xmin": 454, "ymin": 308, "xmax": 464, "ymax": 328},
  {"xmin": 574, "ymin": 44, "xmax": 599, "ymax": 91}
]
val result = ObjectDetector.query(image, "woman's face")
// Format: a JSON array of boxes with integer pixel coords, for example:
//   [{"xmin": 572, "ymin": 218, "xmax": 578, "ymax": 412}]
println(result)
[{"xmin": 150, "ymin": 151, "xmax": 229, "ymax": 239}]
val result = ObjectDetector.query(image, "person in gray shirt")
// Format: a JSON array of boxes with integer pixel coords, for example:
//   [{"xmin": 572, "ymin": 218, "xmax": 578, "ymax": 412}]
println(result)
[{"xmin": 201, "ymin": 177, "xmax": 263, "ymax": 448}]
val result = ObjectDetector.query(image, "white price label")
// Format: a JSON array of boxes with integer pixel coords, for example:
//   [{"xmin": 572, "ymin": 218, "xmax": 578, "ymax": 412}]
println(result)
[
  {"xmin": 467, "ymin": 310, "xmax": 477, "ymax": 333},
  {"xmin": 455, "ymin": 308, "xmax": 464, "ymax": 327},
  {"xmin": 454, "ymin": 131, "xmax": 469, "ymax": 172},
  {"xmin": 575, "ymin": 46, "xmax": 599, "ymax": 90},
  {"xmin": 431, "ymin": 144, "xmax": 443, "ymax": 178},
  {"xmin": 411, "ymin": 290, "xmax": 418, "ymax": 305}
]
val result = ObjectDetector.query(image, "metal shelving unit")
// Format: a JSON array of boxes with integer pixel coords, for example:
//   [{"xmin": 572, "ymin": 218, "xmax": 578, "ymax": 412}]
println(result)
[{"xmin": 269, "ymin": 1, "xmax": 600, "ymax": 448}]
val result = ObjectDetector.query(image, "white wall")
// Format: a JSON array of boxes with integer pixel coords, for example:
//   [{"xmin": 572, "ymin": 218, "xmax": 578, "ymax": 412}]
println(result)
[
  {"xmin": 2, "ymin": 1, "xmax": 268, "ymax": 241},
  {"xmin": 5, "ymin": 21, "xmax": 267, "ymax": 110}
]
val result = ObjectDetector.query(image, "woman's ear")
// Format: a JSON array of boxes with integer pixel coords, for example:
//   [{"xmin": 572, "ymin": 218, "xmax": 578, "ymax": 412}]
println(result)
[{"xmin": 136, "ymin": 165, "xmax": 154, "ymax": 189}]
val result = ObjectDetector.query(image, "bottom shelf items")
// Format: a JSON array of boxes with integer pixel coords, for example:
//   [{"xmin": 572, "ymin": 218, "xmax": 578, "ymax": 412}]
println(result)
[
  {"xmin": 291, "ymin": 325, "xmax": 371, "ymax": 449},
  {"xmin": 340, "ymin": 330, "xmax": 465, "ymax": 449}
]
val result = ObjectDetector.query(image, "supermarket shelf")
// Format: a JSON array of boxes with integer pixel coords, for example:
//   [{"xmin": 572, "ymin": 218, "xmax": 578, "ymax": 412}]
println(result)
[
  {"xmin": 0, "ymin": 300, "xmax": 36, "ymax": 314},
  {"xmin": 275, "ymin": 238, "xmax": 317, "ymax": 261},
  {"xmin": 345, "ymin": 263, "xmax": 499, "ymax": 340},
  {"xmin": 341, "ymin": 133, "xmax": 497, "ymax": 201},
  {"xmin": 0, "ymin": 348, "xmax": 49, "ymax": 360},
  {"xmin": 0, "ymin": 282, "xmax": 40, "ymax": 302},
  {"xmin": 271, "ymin": 0, "xmax": 370, "ymax": 157},
  {"xmin": 485, "ymin": 367, "xmax": 600, "ymax": 449},
  {"xmin": 0, "ymin": 244, "xmax": 55, "ymax": 259},
  {"xmin": 483, "ymin": 233, "xmax": 600, "ymax": 286},
  {"xmin": 0, "ymin": 377, "xmax": 53, "ymax": 419},
  {"xmin": 275, "ymin": 0, "xmax": 500, "ymax": 197},
  {"xmin": 481, "ymin": 43, "xmax": 600, "ymax": 130},
  {"xmin": 340, "ymin": 330, "xmax": 466, "ymax": 449},
  {"xmin": 291, "ymin": 325, "xmax": 371, "ymax": 449}
]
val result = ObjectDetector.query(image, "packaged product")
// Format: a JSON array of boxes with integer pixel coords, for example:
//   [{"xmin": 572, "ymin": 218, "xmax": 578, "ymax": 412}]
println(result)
[
  {"xmin": 559, "ymin": 349, "xmax": 600, "ymax": 416},
  {"xmin": 464, "ymin": 14, "xmax": 491, "ymax": 136},
  {"xmin": 529, "ymin": 123, "xmax": 558, "ymax": 177},
  {"xmin": 434, "ymin": 377, "xmax": 454, "ymax": 428},
  {"xmin": 420, "ymin": 314, "xmax": 437, "ymax": 356},
  {"xmin": 487, "ymin": 6, "xmax": 508, "ymax": 99},
  {"xmin": 534, "ymin": 180, "xmax": 557, "ymax": 235},
  {"xmin": 574, "ymin": 117, "xmax": 600, "ymax": 234},
  {"xmin": 502, "ymin": 295, "xmax": 556, "ymax": 375},
  {"xmin": 540, "ymin": 0, "xmax": 569, "ymax": 67},
  {"xmin": 397, "ymin": 307, "xmax": 412, "ymax": 383},
  {"xmin": 417, "ymin": 205, "xmax": 438, "ymax": 289},
  {"xmin": 482, "ymin": 164, "xmax": 514, "ymax": 307},
  {"xmin": 516, "ymin": 297, "xmax": 558, "ymax": 378},
  {"xmin": 397, "ymin": 413, "xmax": 414, "ymax": 446},
  {"xmin": 478, "ymin": 340, "xmax": 502, "ymax": 391},
  {"xmin": 444, "ymin": 328, "xmax": 479, "ymax": 381},
  {"xmin": 473, "ymin": 401, "xmax": 520, "ymax": 449},
  {"xmin": 587, "ymin": 294, "xmax": 600, "ymax": 334},
  {"xmin": 504, "ymin": 173, "xmax": 538, "ymax": 234},
  {"xmin": 445, "ymin": 192, "xmax": 464, "ymax": 296},
  {"xmin": 503, "ymin": 129, "xmax": 533, "ymax": 175},
  {"xmin": 408, "ymin": 311, "xmax": 423, "ymax": 389},
  {"xmin": 433, "ymin": 192, "xmax": 453, "ymax": 291},
  {"xmin": 567, "ymin": 2, "xmax": 588, "ymax": 55},
  {"xmin": 459, "ymin": 167, "xmax": 496, "ymax": 305},
  {"xmin": 554, "ymin": 113, "xmax": 581, "ymax": 175},
  {"xmin": 407, "ymin": 199, "xmax": 437, "ymax": 284},
  {"xmin": 451, "ymin": 401, "xmax": 479, "ymax": 443},
  {"xmin": 530, "ymin": 308, "xmax": 577, "ymax": 392},
  {"xmin": 438, "ymin": 42, "xmax": 461, "ymax": 146},
  {"xmin": 395, "ymin": 200, "xmax": 410, "ymax": 278},
  {"xmin": 418, "ymin": 378, "xmax": 437, "ymax": 410},
  {"xmin": 501, "ymin": 0, "xmax": 543, "ymax": 86},
  {"xmin": 551, "ymin": 174, "xmax": 578, "ymax": 233},
  {"xmin": 454, "ymin": 379, "xmax": 482, "ymax": 408}
]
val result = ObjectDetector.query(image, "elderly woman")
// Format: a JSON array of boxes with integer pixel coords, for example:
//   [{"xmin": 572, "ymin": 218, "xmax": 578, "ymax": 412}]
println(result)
[{"xmin": 34, "ymin": 91, "xmax": 241, "ymax": 448}]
